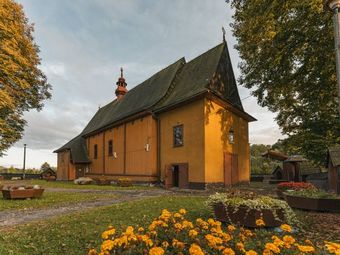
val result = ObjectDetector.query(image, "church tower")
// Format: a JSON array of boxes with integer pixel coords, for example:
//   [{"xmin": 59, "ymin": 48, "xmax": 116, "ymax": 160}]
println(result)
[{"xmin": 115, "ymin": 67, "xmax": 128, "ymax": 100}]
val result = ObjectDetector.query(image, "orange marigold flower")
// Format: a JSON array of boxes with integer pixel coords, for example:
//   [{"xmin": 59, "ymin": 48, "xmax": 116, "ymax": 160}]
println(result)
[
  {"xmin": 297, "ymin": 245, "xmax": 315, "ymax": 253},
  {"xmin": 88, "ymin": 249, "xmax": 97, "ymax": 255},
  {"xmin": 162, "ymin": 241, "xmax": 169, "ymax": 248},
  {"xmin": 227, "ymin": 225, "xmax": 236, "ymax": 232},
  {"xmin": 189, "ymin": 229, "xmax": 199, "ymax": 238},
  {"xmin": 189, "ymin": 243, "xmax": 204, "ymax": 255},
  {"xmin": 236, "ymin": 242, "xmax": 245, "ymax": 252},
  {"xmin": 222, "ymin": 247, "xmax": 235, "ymax": 255},
  {"xmin": 255, "ymin": 218, "xmax": 265, "ymax": 227},
  {"xmin": 245, "ymin": 250, "xmax": 258, "ymax": 255},
  {"xmin": 179, "ymin": 208, "xmax": 187, "ymax": 215},
  {"xmin": 265, "ymin": 243, "xmax": 280, "ymax": 254},
  {"xmin": 280, "ymin": 224, "xmax": 292, "ymax": 233},
  {"xmin": 149, "ymin": 247, "xmax": 165, "ymax": 255},
  {"xmin": 324, "ymin": 241, "xmax": 340, "ymax": 254}
]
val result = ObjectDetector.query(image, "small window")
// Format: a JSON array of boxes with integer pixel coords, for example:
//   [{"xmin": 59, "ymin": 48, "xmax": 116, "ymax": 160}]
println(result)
[
  {"xmin": 94, "ymin": 144, "xmax": 98, "ymax": 159},
  {"xmin": 108, "ymin": 140, "xmax": 113, "ymax": 156},
  {"xmin": 173, "ymin": 125, "xmax": 184, "ymax": 147},
  {"xmin": 229, "ymin": 128, "xmax": 234, "ymax": 144}
]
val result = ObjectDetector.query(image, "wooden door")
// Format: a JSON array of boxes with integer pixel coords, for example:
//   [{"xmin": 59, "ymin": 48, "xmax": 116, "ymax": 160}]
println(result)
[
  {"xmin": 224, "ymin": 153, "xmax": 238, "ymax": 186},
  {"xmin": 165, "ymin": 165, "xmax": 173, "ymax": 189},
  {"xmin": 178, "ymin": 163, "xmax": 189, "ymax": 189}
]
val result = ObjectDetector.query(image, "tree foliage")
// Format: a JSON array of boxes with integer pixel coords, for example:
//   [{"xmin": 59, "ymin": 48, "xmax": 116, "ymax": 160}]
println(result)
[
  {"xmin": 0, "ymin": 0, "xmax": 51, "ymax": 155},
  {"xmin": 228, "ymin": 0, "xmax": 340, "ymax": 164},
  {"xmin": 250, "ymin": 144, "xmax": 280, "ymax": 175}
]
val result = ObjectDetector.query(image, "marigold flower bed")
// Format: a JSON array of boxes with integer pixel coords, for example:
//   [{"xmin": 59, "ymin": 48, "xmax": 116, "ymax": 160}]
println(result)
[{"xmin": 88, "ymin": 208, "xmax": 340, "ymax": 255}]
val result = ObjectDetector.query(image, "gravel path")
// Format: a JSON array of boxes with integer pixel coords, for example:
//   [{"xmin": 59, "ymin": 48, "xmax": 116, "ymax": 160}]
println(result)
[{"xmin": 0, "ymin": 188, "xmax": 206, "ymax": 228}]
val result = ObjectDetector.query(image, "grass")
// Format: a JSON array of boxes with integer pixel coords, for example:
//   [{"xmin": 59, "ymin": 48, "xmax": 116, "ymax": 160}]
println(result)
[
  {"xmin": 0, "ymin": 192, "xmax": 116, "ymax": 211},
  {"xmin": 1, "ymin": 179, "xmax": 157, "ymax": 190},
  {"xmin": 0, "ymin": 196, "xmax": 209, "ymax": 255}
]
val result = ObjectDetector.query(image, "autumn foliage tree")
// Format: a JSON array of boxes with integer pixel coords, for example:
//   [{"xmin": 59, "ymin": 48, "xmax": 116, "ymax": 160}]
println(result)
[
  {"xmin": 228, "ymin": 0, "xmax": 340, "ymax": 164},
  {"xmin": 0, "ymin": 0, "xmax": 51, "ymax": 155}
]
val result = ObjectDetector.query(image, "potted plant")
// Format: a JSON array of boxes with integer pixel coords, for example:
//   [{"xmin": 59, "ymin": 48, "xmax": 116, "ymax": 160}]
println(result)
[
  {"xmin": 206, "ymin": 190, "xmax": 296, "ymax": 228},
  {"xmin": 2, "ymin": 185, "xmax": 44, "ymax": 199},
  {"xmin": 276, "ymin": 182, "xmax": 315, "ymax": 199},
  {"xmin": 284, "ymin": 189, "xmax": 340, "ymax": 212}
]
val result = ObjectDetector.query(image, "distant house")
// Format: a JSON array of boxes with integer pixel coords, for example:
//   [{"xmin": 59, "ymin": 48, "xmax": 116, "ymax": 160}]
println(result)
[
  {"xmin": 283, "ymin": 155, "xmax": 321, "ymax": 181},
  {"xmin": 262, "ymin": 152, "xmax": 321, "ymax": 181},
  {"xmin": 327, "ymin": 146, "xmax": 340, "ymax": 194},
  {"xmin": 54, "ymin": 41, "xmax": 256, "ymax": 189},
  {"xmin": 41, "ymin": 168, "xmax": 57, "ymax": 180}
]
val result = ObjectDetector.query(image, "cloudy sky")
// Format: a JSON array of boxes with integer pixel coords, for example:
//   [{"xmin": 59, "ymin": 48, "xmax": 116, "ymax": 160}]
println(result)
[{"xmin": 0, "ymin": 0, "xmax": 282, "ymax": 168}]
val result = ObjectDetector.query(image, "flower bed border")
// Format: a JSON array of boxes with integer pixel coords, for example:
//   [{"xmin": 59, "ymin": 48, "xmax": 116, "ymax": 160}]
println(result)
[
  {"xmin": 285, "ymin": 194, "xmax": 340, "ymax": 213},
  {"xmin": 213, "ymin": 202, "xmax": 285, "ymax": 228}
]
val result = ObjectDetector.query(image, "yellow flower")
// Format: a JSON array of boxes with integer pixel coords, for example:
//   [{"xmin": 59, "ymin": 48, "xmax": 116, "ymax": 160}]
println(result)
[
  {"xmin": 189, "ymin": 243, "xmax": 204, "ymax": 255},
  {"xmin": 149, "ymin": 247, "xmax": 165, "ymax": 255},
  {"xmin": 189, "ymin": 229, "xmax": 199, "ymax": 238},
  {"xmin": 138, "ymin": 227, "xmax": 144, "ymax": 232},
  {"xmin": 245, "ymin": 250, "xmax": 258, "ymax": 255},
  {"xmin": 174, "ymin": 213, "xmax": 182, "ymax": 218},
  {"xmin": 255, "ymin": 218, "xmax": 265, "ymax": 227},
  {"xmin": 236, "ymin": 242, "xmax": 245, "ymax": 252},
  {"xmin": 205, "ymin": 234, "xmax": 223, "ymax": 248},
  {"xmin": 280, "ymin": 224, "xmax": 292, "ymax": 233},
  {"xmin": 125, "ymin": 226, "xmax": 134, "ymax": 235},
  {"xmin": 227, "ymin": 225, "xmax": 236, "ymax": 232},
  {"xmin": 101, "ymin": 240, "xmax": 114, "ymax": 251},
  {"xmin": 88, "ymin": 249, "xmax": 97, "ymax": 255},
  {"xmin": 172, "ymin": 239, "xmax": 185, "ymax": 250},
  {"xmin": 282, "ymin": 235, "xmax": 295, "ymax": 248},
  {"xmin": 179, "ymin": 208, "xmax": 187, "ymax": 215},
  {"xmin": 265, "ymin": 243, "xmax": 280, "ymax": 254},
  {"xmin": 162, "ymin": 241, "xmax": 169, "ymax": 248},
  {"xmin": 325, "ymin": 241, "xmax": 340, "ymax": 254},
  {"xmin": 271, "ymin": 236, "xmax": 284, "ymax": 247},
  {"xmin": 297, "ymin": 245, "xmax": 315, "ymax": 253},
  {"xmin": 222, "ymin": 247, "xmax": 235, "ymax": 255},
  {"xmin": 101, "ymin": 228, "xmax": 116, "ymax": 239}
]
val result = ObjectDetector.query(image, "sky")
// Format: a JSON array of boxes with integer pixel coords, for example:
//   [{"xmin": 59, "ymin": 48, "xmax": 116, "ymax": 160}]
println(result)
[{"xmin": 0, "ymin": 0, "xmax": 283, "ymax": 168}]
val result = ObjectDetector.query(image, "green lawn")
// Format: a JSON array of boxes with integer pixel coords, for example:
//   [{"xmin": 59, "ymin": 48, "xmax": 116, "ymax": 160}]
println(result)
[
  {"xmin": 1, "ymin": 179, "xmax": 157, "ymax": 190},
  {"xmin": 0, "ymin": 196, "xmax": 209, "ymax": 255},
  {"xmin": 0, "ymin": 192, "xmax": 116, "ymax": 211}
]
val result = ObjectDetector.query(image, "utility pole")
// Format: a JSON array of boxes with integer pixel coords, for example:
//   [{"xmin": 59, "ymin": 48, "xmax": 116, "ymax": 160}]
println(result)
[
  {"xmin": 23, "ymin": 144, "xmax": 26, "ymax": 179},
  {"xmin": 326, "ymin": 0, "xmax": 340, "ymax": 116}
]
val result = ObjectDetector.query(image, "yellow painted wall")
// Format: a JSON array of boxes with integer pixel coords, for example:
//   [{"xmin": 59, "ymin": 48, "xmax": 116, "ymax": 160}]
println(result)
[
  {"xmin": 104, "ymin": 127, "xmax": 124, "ymax": 175},
  {"xmin": 88, "ymin": 133, "xmax": 104, "ymax": 174},
  {"xmin": 86, "ymin": 114, "xmax": 157, "ymax": 178},
  {"xmin": 204, "ymin": 99, "xmax": 250, "ymax": 184},
  {"xmin": 125, "ymin": 115, "xmax": 157, "ymax": 176},
  {"xmin": 159, "ymin": 99, "xmax": 205, "ymax": 183}
]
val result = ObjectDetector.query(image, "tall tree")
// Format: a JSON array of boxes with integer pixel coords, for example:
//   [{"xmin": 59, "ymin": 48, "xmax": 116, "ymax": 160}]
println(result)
[
  {"xmin": 227, "ymin": 0, "xmax": 340, "ymax": 164},
  {"xmin": 0, "ymin": 0, "xmax": 51, "ymax": 156}
]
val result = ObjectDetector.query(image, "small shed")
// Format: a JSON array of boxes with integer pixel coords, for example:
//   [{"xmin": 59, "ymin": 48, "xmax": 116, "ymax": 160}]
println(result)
[
  {"xmin": 41, "ymin": 168, "xmax": 57, "ymax": 180},
  {"xmin": 327, "ymin": 146, "xmax": 340, "ymax": 194}
]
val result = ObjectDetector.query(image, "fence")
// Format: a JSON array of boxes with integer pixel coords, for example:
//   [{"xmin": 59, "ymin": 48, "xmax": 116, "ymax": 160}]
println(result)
[{"xmin": 0, "ymin": 173, "xmax": 41, "ymax": 180}]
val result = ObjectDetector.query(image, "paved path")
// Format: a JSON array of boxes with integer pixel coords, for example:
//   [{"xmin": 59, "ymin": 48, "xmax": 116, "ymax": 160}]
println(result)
[{"xmin": 0, "ymin": 188, "xmax": 206, "ymax": 229}]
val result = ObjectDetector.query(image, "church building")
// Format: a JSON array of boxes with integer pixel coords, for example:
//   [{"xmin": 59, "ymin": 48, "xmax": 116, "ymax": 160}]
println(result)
[{"xmin": 54, "ymin": 40, "xmax": 256, "ymax": 189}]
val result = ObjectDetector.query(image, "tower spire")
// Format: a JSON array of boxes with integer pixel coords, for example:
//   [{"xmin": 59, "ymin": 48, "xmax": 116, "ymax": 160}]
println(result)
[
  {"xmin": 115, "ymin": 67, "xmax": 128, "ymax": 100},
  {"xmin": 222, "ymin": 26, "xmax": 226, "ymax": 42}
]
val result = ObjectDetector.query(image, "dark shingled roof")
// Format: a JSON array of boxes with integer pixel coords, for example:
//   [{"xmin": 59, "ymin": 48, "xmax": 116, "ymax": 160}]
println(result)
[
  {"xmin": 54, "ymin": 42, "xmax": 255, "ymax": 162},
  {"xmin": 54, "ymin": 135, "xmax": 90, "ymax": 164},
  {"xmin": 328, "ymin": 146, "xmax": 340, "ymax": 167},
  {"xmin": 299, "ymin": 161, "xmax": 321, "ymax": 175},
  {"xmin": 82, "ymin": 58, "xmax": 185, "ymax": 136}
]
